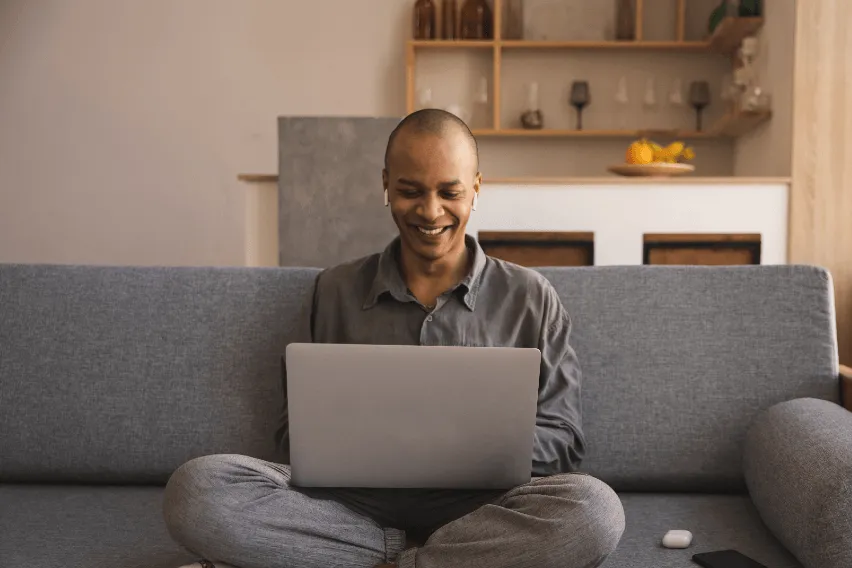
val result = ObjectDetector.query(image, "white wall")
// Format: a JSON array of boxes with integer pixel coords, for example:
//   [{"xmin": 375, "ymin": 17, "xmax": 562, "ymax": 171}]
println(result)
[{"xmin": 0, "ymin": 0, "xmax": 408, "ymax": 266}]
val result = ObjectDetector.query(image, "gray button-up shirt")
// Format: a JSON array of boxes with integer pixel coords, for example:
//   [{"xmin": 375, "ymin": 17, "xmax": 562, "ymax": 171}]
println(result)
[{"xmin": 282, "ymin": 235, "xmax": 585, "ymax": 476}]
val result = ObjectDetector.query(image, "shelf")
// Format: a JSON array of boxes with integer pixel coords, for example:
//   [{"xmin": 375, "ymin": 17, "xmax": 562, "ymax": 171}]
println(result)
[
  {"xmin": 237, "ymin": 173, "xmax": 278, "ymax": 183},
  {"xmin": 472, "ymin": 112, "xmax": 769, "ymax": 139},
  {"xmin": 410, "ymin": 18, "xmax": 764, "ymax": 55},
  {"xmin": 409, "ymin": 40, "xmax": 494, "ymax": 49},
  {"xmin": 708, "ymin": 17, "xmax": 765, "ymax": 54},
  {"xmin": 409, "ymin": 40, "xmax": 711, "ymax": 52},
  {"xmin": 234, "ymin": 175, "xmax": 792, "ymax": 187},
  {"xmin": 484, "ymin": 176, "xmax": 792, "ymax": 185},
  {"xmin": 471, "ymin": 129, "xmax": 711, "ymax": 139},
  {"xmin": 499, "ymin": 40, "xmax": 710, "ymax": 51},
  {"xmin": 710, "ymin": 110, "xmax": 772, "ymax": 137}
]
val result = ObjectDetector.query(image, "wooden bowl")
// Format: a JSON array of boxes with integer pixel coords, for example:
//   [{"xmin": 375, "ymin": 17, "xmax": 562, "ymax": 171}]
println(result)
[{"xmin": 607, "ymin": 162, "xmax": 695, "ymax": 177}]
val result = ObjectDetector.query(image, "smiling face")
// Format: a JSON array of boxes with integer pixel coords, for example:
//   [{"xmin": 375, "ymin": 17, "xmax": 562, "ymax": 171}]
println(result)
[{"xmin": 382, "ymin": 127, "xmax": 481, "ymax": 263}]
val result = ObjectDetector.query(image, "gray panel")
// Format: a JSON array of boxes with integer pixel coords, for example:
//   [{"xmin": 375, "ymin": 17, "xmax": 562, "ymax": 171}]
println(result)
[{"xmin": 278, "ymin": 116, "xmax": 402, "ymax": 268}]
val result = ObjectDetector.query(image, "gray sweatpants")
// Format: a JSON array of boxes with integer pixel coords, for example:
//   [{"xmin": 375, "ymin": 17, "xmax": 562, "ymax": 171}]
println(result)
[{"xmin": 163, "ymin": 454, "xmax": 625, "ymax": 568}]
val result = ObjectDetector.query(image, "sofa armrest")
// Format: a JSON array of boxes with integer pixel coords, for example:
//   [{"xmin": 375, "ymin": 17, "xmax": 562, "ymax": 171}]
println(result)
[
  {"xmin": 744, "ymin": 398, "xmax": 852, "ymax": 568},
  {"xmin": 841, "ymin": 364, "xmax": 852, "ymax": 411}
]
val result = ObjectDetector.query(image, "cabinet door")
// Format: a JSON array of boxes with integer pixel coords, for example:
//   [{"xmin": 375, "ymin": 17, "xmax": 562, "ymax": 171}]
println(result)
[
  {"xmin": 478, "ymin": 231, "xmax": 594, "ymax": 267},
  {"xmin": 643, "ymin": 233, "xmax": 761, "ymax": 265}
]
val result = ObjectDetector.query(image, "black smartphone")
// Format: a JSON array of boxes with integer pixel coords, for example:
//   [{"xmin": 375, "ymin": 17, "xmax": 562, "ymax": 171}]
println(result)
[{"xmin": 693, "ymin": 550, "xmax": 768, "ymax": 568}]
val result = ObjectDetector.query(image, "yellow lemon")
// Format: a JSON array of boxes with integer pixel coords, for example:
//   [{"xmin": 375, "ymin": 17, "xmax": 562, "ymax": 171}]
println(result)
[
  {"xmin": 654, "ymin": 141, "xmax": 684, "ymax": 162},
  {"xmin": 665, "ymin": 141, "xmax": 685, "ymax": 156},
  {"xmin": 626, "ymin": 141, "xmax": 654, "ymax": 165}
]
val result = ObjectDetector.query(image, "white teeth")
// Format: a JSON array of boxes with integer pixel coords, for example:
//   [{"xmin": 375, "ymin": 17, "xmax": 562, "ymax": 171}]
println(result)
[{"xmin": 417, "ymin": 226, "xmax": 446, "ymax": 236}]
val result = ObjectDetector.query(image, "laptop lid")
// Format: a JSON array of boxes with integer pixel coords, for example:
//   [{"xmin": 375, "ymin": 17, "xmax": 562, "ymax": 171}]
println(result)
[{"xmin": 285, "ymin": 343, "xmax": 541, "ymax": 489}]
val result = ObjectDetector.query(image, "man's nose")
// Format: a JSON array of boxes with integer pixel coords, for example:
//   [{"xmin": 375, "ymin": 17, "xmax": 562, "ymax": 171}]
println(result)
[{"xmin": 417, "ymin": 194, "xmax": 443, "ymax": 221}]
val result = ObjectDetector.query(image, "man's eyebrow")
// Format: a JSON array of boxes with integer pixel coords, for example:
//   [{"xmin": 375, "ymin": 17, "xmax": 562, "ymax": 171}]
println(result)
[{"xmin": 396, "ymin": 178, "xmax": 463, "ymax": 188}]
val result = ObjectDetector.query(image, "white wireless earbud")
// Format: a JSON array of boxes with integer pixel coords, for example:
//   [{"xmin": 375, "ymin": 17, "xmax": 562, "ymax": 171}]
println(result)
[
  {"xmin": 472, "ymin": 193, "xmax": 478, "ymax": 211},
  {"xmin": 384, "ymin": 189, "xmax": 389, "ymax": 207}
]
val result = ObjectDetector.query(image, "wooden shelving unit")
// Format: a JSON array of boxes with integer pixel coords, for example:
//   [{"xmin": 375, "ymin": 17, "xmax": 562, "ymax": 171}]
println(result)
[{"xmin": 405, "ymin": 0, "xmax": 767, "ymax": 140}]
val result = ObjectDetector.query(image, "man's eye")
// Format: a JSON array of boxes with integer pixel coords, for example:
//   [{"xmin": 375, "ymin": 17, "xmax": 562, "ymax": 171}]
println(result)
[
  {"xmin": 398, "ymin": 189, "xmax": 419, "ymax": 198},
  {"xmin": 442, "ymin": 192, "xmax": 462, "ymax": 199}
]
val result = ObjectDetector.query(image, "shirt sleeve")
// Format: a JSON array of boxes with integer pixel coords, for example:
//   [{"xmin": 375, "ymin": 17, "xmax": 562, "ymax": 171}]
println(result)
[{"xmin": 532, "ymin": 283, "xmax": 586, "ymax": 476}]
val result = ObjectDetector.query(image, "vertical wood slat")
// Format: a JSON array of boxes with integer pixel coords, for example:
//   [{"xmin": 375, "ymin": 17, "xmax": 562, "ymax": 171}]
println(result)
[
  {"xmin": 635, "ymin": 0, "xmax": 644, "ymax": 41},
  {"xmin": 789, "ymin": 0, "xmax": 852, "ymax": 364},
  {"xmin": 493, "ymin": 0, "xmax": 502, "ymax": 40},
  {"xmin": 492, "ymin": 0, "xmax": 502, "ymax": 129},
  {"xmin": 405, "ymin": 43, "xmax": 416, "ymax": 114},
  {"xmin": 676, "ymin": 0, "xmax": 686, "ymax": 42}
]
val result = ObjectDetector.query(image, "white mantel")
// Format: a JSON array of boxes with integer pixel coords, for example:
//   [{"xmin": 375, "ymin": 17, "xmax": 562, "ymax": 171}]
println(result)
[
  {"xmin": 466, "ymin": 178, "xmax": 791, "ymax": 266},
  {"xmin": 240, "ymin": 175, "xmax": 791, "ymax": 267}
]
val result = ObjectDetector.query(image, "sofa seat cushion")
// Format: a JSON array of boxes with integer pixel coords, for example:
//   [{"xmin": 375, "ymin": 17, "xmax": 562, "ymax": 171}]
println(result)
[
  {"xmin": 603, "ymin": 493, "xmax": 802, "ymax": 568},
  {"xmin": 1, "ymin": 486, "xmax": 802, "ymax": 568},
  {"xmin": 0, "ymin": 485, "xmax": 193, "ymax": 568}
]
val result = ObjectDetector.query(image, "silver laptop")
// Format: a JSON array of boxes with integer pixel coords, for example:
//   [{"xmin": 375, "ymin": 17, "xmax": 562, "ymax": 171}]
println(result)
[{"xmin": 285, "ymin": 343, "xmax": 541, "ymax": 489}]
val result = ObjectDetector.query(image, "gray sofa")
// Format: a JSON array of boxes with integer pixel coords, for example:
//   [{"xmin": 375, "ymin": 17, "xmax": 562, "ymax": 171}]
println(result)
[{"xmin": 1, "ymin": 263, "xmax": 850, "ymax": 568}]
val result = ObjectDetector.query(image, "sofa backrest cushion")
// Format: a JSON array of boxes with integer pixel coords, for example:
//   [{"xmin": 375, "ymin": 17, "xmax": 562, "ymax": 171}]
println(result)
[
  {"xmin": 0, "ymin": 264, "xmax": 839, "ymax": 490},
  {"xmin": 0, "ymin": 265, "xmax": 317, "ymax": 484},
  {"xmin": 538, "ymin": 265, "xmax": 839, "ymax": 491}
]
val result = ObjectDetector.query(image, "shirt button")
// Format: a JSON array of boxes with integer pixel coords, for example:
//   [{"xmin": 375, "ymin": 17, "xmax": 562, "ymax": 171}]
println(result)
[{"xmin": 425, "ymin": 315, "xmax": 433, "ymax": 322}]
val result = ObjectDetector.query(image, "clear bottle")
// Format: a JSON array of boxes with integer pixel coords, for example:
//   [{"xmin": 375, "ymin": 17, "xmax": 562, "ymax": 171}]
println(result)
[
  {"xmin": 414, "ymin": 0, "xmax": 437, "ymax": 40},
  {"xmin": 520, "ymin": 82, "xmax": 543, "ymax": 129},
  {"xmin": 471, "ymin": 76, "xmax": 490, "ymax": 128},
  {"xmin": 460, "ymin": 0, "xmax": 493, "ymax": 40}
]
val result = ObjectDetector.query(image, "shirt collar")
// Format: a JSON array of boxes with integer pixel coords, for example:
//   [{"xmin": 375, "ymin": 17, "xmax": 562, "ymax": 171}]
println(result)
[{"xmin": 362, "ymin": 234, "xmax": 487, "ymax": 311}]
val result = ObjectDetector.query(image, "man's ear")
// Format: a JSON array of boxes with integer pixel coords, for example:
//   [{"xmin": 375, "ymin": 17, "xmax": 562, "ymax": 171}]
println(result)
[
  {"xmin": 474, "ymin": 172, "xmax": 482, "ymax": 194},
  {"xmin": 382, "ymin": 169, "xmax": 389, "ymax": 191}
]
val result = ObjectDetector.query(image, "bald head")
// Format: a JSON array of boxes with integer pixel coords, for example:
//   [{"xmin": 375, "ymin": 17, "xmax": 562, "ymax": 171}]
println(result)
[{"xmin": 384, "ymin": 109, "xmax": 479, "ymax": 173}]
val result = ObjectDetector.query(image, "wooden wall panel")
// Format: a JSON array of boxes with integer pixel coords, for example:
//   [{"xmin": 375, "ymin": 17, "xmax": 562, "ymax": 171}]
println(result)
[{"xmin": 790, "ymin": 0, "xmax": 852, "ymax": 364}]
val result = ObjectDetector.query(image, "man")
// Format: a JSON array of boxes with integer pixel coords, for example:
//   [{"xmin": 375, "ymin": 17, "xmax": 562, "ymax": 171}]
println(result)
[{"xmin": 163, "ymin": 109, "xmax": 625, "ymax": 568}]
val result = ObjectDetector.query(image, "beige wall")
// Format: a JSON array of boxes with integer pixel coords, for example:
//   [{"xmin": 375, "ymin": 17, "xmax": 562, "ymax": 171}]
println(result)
[
  {"xmin": 733, "ymin": 0, "xmax": 795, "ymax": 177},
  {"xmin": 0, "ymin": 0, "xmax": 776, "ymax": 266},
  {"xmin": 0, "ymin": 0, "xmax": 408, "ymax": 266}
]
